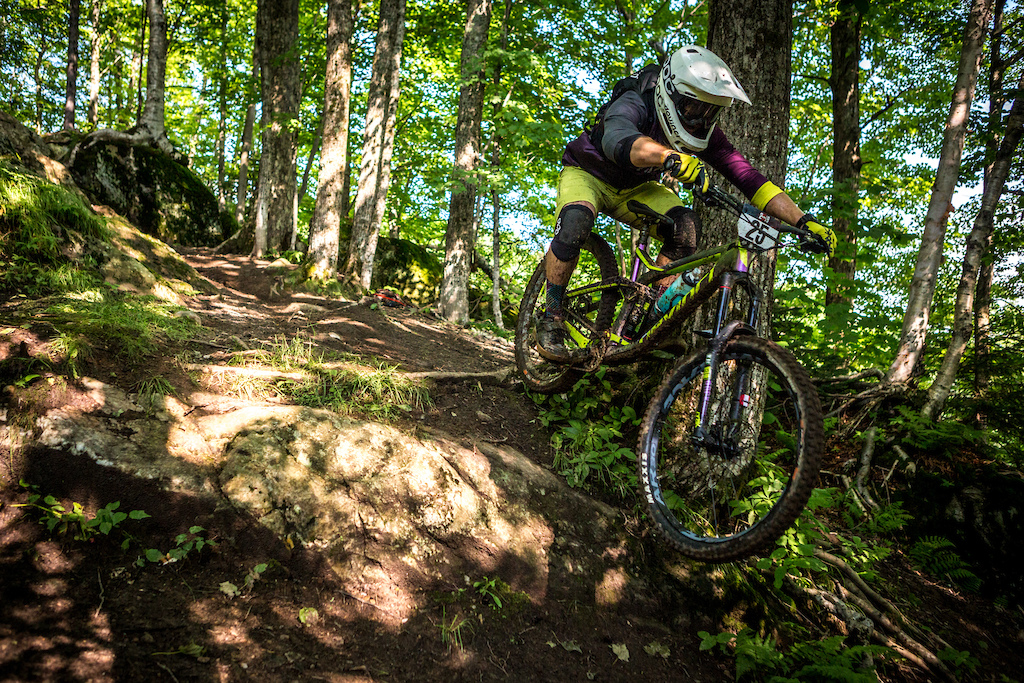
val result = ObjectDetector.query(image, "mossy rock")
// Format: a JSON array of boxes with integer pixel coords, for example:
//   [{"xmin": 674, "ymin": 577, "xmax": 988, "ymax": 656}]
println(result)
[
  {"xmin": 370, "ymin": 236, "xmax": 442, "ymax": 306},
  {"xmin": 69, "ymin": 139, "xmax": 226, "ymax": 247}
]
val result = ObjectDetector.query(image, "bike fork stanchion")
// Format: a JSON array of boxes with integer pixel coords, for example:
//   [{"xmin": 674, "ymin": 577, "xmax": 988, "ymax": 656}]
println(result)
[{"xmin": 692, "ymin": 271, "xmax": 740, "ymax": 445}]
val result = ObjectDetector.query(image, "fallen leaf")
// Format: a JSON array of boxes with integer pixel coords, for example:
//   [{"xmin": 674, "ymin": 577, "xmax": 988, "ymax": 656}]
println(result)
[
  {"xmin": 611, "ymin": 643, "xmax": 629, "ymax": 662},
  {"xmin": 644, "ymin": 640, "xmax": 670, "ymax": 659}
]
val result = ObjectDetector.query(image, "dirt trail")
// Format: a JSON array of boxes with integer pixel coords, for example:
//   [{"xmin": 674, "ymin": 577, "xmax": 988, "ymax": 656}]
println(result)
[{"xmin": 0, "ymin": 248, "xmax": 733, "ymax": 683}]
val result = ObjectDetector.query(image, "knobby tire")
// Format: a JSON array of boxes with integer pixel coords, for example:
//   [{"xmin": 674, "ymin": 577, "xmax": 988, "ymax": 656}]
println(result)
[
  {"xmin": 637, "ymin": 337, "xmax": 824, "ymax": 562},
  {"xmin": 514, "ymin": 235, "xmax": 619, "ymax": 394}
]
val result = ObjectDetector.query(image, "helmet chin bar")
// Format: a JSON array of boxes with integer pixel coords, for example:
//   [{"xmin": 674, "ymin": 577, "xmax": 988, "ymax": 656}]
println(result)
[{"xmin": 654, "ymin": 44, "xmax": 748, "ymax": 151}]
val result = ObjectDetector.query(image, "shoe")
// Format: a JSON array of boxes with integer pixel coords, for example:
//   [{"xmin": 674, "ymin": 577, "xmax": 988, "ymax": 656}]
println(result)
[{"xmin": 536, "ymin": 315, "xmax": 569, "ymax": 360}]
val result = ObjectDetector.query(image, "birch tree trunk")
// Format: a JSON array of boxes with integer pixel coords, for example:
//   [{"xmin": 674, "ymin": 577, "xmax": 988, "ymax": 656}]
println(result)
[
  {"xmin": 439, "ymin": 0, "xmax": 492, "ymax": 324},
  {"xmin": 973, "ymin": 0, "xmax": 1009, "ymax": 421},
  {"xmin": 827, "ymin": 4, "xmax": 862, "ymax": 307},
  {"xmin": 885, "ymin": 0, "xmax": 993, "ymax": 386},
  {"xmin": 252, "ymin": 0, "xmax": 300, "ymax": 258},
  {"xmin": 923, "ymin": 71, "xmax": 1024, "ymax": 420},
  {"xmin": 308, "ymin": 0, "xmax": 355, "ymax": 279},
  {"xmin": 215, "ymin": 4, "xmax": 229, "ymax": 212},
  {"xmin": 136, "ymin": 0, "xmax": 171, "ymax": 151},
  {"xmin": 64, "ymin": 0, "xmax": 81, "ymax": 131},
  {"xmin": 88, "ymin": 0, "xmax": 101, "ymax": 127},
  {"xmin": 344, "ymin": 0, "xmax": 406, "ymax": 289}
]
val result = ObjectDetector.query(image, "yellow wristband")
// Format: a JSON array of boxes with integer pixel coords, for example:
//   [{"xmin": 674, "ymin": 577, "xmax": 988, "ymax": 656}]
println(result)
[{"xmin": 751, "ymin": 181, "xmax": 784, "ymax": 211}]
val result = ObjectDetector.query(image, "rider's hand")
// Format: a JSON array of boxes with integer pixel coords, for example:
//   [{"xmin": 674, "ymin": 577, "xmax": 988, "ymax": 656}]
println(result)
[
  {"xmin": 663, "ymin": 152, "xmax": 709, "ymax": 193},
  {"xmin": 799, "ymin": 214, "xmax": 837, "ymax": 258}
]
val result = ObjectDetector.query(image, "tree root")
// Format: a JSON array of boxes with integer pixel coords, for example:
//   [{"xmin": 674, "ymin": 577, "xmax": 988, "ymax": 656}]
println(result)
[
  {"xmin": 182, "ymin": 361, "xmax": 513, "ymax": 387},
  {"xmin": 804, "ymin": 549, "xmax": 956, "ymax": 682}
]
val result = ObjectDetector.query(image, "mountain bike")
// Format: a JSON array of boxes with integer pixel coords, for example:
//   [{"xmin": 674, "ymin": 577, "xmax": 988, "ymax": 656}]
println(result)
[{"xmin": 514, "ymin": 185, "xmax": 825, "ymax": 562}]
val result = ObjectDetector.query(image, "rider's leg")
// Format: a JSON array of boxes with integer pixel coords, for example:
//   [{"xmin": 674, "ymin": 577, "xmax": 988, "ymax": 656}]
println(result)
[
  {"xmin": 545, "ymin": 201, "xmax": 596, "ymax": 317},
  {"xmin": 654, "ymin": 206, "xmax": 702, "ymax": 285}
]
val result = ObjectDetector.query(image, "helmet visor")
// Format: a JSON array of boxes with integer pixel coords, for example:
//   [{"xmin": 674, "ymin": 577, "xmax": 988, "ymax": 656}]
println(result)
[{"xmin": 670, "ymin": 93, "xmax": 723, "ymax": 137}]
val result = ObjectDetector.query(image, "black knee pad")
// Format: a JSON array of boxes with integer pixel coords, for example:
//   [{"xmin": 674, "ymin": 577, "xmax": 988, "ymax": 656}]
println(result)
[
  {"xmin": 658, "ymin": 206, "xmax": 702, "ymax": 261},
  {"xmin": 551, "ymin": 204, "xmax": 595, "ymax": 262}
]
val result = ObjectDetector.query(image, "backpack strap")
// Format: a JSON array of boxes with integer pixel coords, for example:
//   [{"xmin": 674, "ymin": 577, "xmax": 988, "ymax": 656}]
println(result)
[{"xmin": 586, "ymin": 63, "xmax": 662, "ymax": 147}]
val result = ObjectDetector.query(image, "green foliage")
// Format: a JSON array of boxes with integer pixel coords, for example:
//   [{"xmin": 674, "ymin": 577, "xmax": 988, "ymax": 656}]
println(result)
[
  {"xmin": 15, "ymin": 481, "xmax": 150, "ymax": 550},
  {"xmin": 438, "ymin": 606, "xmax": 473, "ymax": 652},
  {"xmin": 139, "ymin": 526, "xmax": 217, "ymax": 567},
  {"xmin": 888, "ymin": 406, "xmax": 985, "ymax": 459},
  {"xmin": 43, "ymin": 293, "xmax": 201, "ymax": 370},
  {"xmin": 529, "ymin": 367, "xmax": 642, "ymax": 497},
  {"xmin": 699, "ymin": 628, "xmax": 892, "ymax": 682},
  {"xmin": 0, "ymin": 162, "xmax": 107, "ymax": 296},
  {"xmin": 908, "ymin": 536, "xmax": 981, "ymax": 592}
]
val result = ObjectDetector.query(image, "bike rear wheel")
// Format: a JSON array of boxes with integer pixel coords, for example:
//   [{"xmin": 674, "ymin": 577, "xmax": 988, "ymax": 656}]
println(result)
[
  {"xmin": 637, "ymin": 336, "xmax": 823, "ymax": 562},
  {"xmin": 514, "ymin": 235, "xmax": 619, "ymax": 394}
]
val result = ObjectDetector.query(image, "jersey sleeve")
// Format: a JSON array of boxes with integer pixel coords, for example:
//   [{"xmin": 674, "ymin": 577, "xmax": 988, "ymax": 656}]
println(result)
[
  {"xmin": 699, "ymin": 127, "xmax": 774, "ymax": 202},
  {"xmin": 599, "ymin": 90, "xmax": 648, "ymax": 169}
]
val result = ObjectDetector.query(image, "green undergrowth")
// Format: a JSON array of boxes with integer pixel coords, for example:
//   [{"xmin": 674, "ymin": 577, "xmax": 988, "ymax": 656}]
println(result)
[
  {"xmin": 0, "ymin": 161, "xmax": 200, "ymax": 378},
  {"xmin": 0, "ymin": 161, "xmax": 108, "ymax": 297},
  {"xmin": 528, "ymin": 367, "xmax": 646, "ymax": 500},
  {"xmin": 14, "ymin": 482, "xmax": 215, "ymax": 567},
  {"xmin": 528, "ymin": 367, "xmax": 1006, "ymax": 682},
  {"xmin": 227, "ymin": 335, "xmax": 432, "ymax": 420}
]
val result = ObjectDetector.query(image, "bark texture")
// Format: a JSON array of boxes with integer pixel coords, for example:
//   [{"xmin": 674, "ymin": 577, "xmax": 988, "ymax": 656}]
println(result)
[
  {"xmin": 439, "ymin": 0, "xmax": 492, "ymax": 324},
  {"xmin": 344, "ymin": 0, "xmax": 406, "ymax": 289},
  {"xmin": 252, "ymin": 0, "xmax": 301, "ymax": 257},
  {"xmin": 886, "ymin": 0, "xmax": 993, "ymax": 385},
  {"xmin": 705, "ymin": 0, "xmax": 792, "ymax": 337},
  {"xmin": 827, "ymin": 6, "xmax": 862, "ymax": 307},
  {"xmin": 308, "ymin": 0, "xmax": 356, "ymax": 279}
]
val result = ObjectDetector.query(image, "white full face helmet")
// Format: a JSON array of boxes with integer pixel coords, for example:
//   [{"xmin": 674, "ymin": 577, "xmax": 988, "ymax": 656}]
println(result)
[{"xmin": 654, "ymin": 45, "xmax": 751, "ymax": 151}]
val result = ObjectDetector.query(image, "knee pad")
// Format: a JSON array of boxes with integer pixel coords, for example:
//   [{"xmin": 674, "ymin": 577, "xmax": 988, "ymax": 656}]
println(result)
[
  {"xmin": 550, "ymin": 204, "xmax": 595, "ymax": 263},
  {"xmin": 658, "ymin": 206, "xmax": 702, "ymax": 261}
]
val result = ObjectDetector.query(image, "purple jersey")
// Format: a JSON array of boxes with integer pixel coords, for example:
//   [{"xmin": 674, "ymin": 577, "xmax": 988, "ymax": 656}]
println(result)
[{"xmin": 563, "ymin": 88, "xmax": 769, "ymax": 200}]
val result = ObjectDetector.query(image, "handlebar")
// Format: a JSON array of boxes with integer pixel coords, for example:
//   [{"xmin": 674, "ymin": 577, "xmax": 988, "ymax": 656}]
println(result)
[{"xmin": 693, "ymin": 184, "xmax": 826, "ymax": 254}]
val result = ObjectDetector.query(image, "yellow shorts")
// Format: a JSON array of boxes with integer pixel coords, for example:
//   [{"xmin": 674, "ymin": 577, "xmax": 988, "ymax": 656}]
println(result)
[{"xmin": 555, "ymin": 165, "xmax": 685, "ymax": 230}]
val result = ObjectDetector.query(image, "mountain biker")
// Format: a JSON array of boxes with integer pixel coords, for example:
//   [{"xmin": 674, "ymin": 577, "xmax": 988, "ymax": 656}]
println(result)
[{"xmin": 537, "ymin": 44, "xmax": 837, "ymax": 360}]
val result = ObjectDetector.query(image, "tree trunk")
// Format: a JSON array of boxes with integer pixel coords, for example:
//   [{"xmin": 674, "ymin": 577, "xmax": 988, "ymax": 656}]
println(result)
[
  {"xmin": 235, "ymin": 51, "xmax": 259, "ymax": 227},
  {"xmin": 137, "ymin": 0, "xmax": 171, "ymax": 151},
  {"xmin": 826, "ymin": 4, "xmax": 862, "ymax": 307},
  {"xmin": 308, "ymin": 0, "xmax": 355, "ymax": 279},
  {"xmin": 886, "ymin": 0, "xmax": 994, "ymax": 386},
  {"xmin": 64, "ymin": 0, "xmax": 81, "ymax": 131},
  {"xmin": 488, "ymin": 0, "xmax": 511, "ymax": 330},
  {"xmin": 439, "ymin": 0, "xmax": 492, "ymax": 324},
  {"xmin": 133, "ymin": 7, "xmax": 146, "ymax": 124},
  {"xmin": 974, "ymin": 0, "xmax": 1008, "ymax": 423},
  {"xmin": 705, "ymin": 0, "xmax": 792, "ymax": 337},
  {"xmin": 87, "ymin": 0, "xmax": 101, "ymax": 126},
  {"xmin": 215, "ymin": 3, "xmax": 229, "ymax": 212},
  {"xmin": 252, "ymin": 0, "xmax": 301, "ymax": 258},
  {"xmin": 344, "ymin": 0, "xmax": 406, "ymax": 289},
  {"xmin": 923, "ymin": 72, "xmax": 1024, "ymax": 419}
]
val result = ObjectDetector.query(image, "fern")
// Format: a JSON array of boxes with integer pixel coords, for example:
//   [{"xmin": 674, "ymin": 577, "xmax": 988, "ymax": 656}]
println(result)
[{"xmin": 908, "ymin": 536, "xmax": 981, "ymax": 591}]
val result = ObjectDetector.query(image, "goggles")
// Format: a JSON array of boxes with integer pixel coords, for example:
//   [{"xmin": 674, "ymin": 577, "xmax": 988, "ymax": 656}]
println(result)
[{"xmin": 670, "ymin": 92, "xmax": 724, "ymax": 135}]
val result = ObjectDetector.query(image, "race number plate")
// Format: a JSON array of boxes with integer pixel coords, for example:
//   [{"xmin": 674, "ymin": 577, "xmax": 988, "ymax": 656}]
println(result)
[{"xmin": 737, "ymin": 205, "xmax": 780, "ymax": 252}]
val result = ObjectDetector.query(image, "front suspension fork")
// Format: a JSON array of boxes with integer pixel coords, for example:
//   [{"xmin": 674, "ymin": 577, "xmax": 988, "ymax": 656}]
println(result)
[{"xmin": 692, "ymin": 271, "xmax": 762, "ymax": 455}]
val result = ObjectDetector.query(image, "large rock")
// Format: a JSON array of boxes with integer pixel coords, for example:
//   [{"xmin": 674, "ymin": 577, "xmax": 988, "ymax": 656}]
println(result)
[
  {"xmin": 370, "ymin": 237, "xmax": 442, "ymax": 306},
  {"xmin": 68, "ymin": 138, "xmax": 231, "ymax": 247},
  {"xmin": 25, "ymin": 387, "xmax": 646, "ymax": 620}
]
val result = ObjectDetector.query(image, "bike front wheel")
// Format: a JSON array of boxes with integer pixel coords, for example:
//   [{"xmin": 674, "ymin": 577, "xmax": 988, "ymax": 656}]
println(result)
[
  {"xmin": 637, "ymin": 336, "xmax": 824, "ymax": 562},
  {"xmin": 514, "ymin": 235, "xmax": 619, "ymax": 394}
]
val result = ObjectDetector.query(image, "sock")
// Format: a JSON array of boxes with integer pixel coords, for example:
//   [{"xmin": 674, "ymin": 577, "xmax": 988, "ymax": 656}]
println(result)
[{"xmin": 545, "ymin": 281, "xmax": 566, "ymax": 318}]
